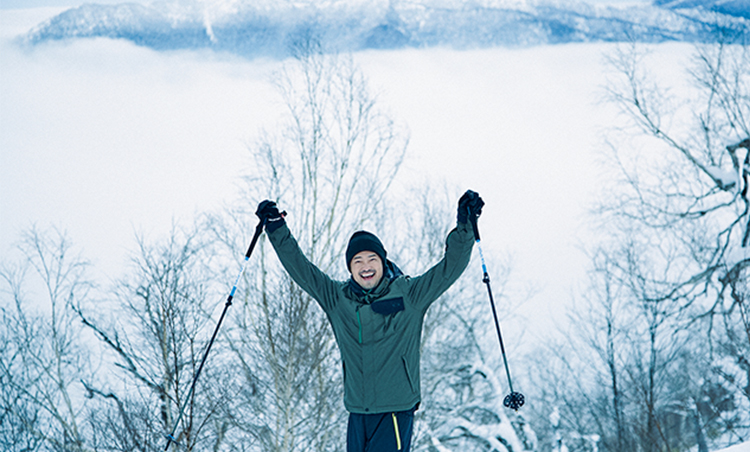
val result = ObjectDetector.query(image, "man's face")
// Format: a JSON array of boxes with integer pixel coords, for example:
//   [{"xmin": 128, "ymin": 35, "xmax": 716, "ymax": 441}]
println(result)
[{"xmin": 350, "ymin": 251, "xmax": 384, "ymax": 290}]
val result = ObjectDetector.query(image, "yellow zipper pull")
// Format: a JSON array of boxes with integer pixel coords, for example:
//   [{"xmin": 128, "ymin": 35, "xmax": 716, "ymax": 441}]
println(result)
[{"xmin": 392, "ymin": 413, "xmax": 402, "ymax": 450}]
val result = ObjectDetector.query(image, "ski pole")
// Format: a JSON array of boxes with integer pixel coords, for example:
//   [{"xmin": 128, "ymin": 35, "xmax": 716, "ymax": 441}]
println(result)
[
  {"xmin": 164, "ymin": 217, "xmax": 267, "ymax": 450},
  {"xmin": 469, "ymin": 214, "xmax": 525, "ymax": 411}
]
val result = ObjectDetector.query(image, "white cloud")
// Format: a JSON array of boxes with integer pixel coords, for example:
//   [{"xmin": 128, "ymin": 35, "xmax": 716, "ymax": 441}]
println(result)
[
  {"xmin": 0, "ymin": 5, "xmax": 695, "ymax": 345},
  {"xmin": 0, "ymin": 16, "xmax": 283, "ymax": 277}
]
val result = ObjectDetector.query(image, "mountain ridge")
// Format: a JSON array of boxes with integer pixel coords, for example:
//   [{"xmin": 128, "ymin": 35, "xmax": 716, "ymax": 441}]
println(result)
[{"xmin": 21, "ymin": 0, "xmax": 750, "ymax": 58}]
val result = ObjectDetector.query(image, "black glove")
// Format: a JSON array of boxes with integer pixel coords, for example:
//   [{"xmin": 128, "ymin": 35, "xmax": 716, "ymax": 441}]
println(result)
[
  {"xmin": 255, "ymin": 200, "xmax": 286, "ymax": 232},
  {"xmin": 457, "ymin": 190, "xmax": 484, "ymax": 224}
]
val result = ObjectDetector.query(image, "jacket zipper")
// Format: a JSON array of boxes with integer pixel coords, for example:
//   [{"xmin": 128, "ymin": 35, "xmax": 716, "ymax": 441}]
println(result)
[
  {"xmin": 356, "ymin": 308, "xmax": 362, "ymax": 344},
  {"xmin": 355, "ymin": 291, "xmax": 371, "ymax": 345}
]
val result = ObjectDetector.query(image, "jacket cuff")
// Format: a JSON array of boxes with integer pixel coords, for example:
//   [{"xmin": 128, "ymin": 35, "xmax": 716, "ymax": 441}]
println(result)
[{"xmin": 265, "ymin": 216, "xmax": 286, "ymax": 233}]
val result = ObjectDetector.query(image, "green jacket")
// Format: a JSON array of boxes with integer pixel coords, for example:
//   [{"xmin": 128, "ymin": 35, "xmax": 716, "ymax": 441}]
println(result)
[{"xmin": 267, "ymin": 222, "xmax": 474, "ymax": 414}]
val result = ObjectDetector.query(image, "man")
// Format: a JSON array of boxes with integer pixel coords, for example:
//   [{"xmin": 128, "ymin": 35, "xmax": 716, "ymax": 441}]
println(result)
[{"xmin": 255, "ymin": 190, "xmax": 484, "ymax": 452}]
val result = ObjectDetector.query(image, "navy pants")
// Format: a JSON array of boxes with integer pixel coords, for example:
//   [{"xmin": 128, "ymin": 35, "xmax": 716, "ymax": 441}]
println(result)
[{"xmin": 347, "ymin": 406, "xmax": 416, "ymax": 452}]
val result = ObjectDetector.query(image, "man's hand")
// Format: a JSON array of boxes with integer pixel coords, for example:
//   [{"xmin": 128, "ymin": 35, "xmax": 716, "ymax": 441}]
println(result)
[
  {"xmin": 457, "ymin": 190, "xmax": 484, "ymax": 224},
  {"xmin": 256, "ymin": 200, "xmax": 286, "ymax": 232}
]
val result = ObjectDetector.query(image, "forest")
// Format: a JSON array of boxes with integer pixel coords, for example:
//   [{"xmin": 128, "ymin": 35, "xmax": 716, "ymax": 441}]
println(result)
[{"xmin": 1, "ymin": 26, "xmax": 749, "ymax": 452}]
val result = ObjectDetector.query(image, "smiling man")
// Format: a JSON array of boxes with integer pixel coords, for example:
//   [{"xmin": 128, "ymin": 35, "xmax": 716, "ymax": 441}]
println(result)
[
  {"xmin": 255, "ymin": 190, "xmax": 484, "ymax": 452},
  {"xmin": 347, "ymin": 231, "xmax": 387, "ymax": 290}
]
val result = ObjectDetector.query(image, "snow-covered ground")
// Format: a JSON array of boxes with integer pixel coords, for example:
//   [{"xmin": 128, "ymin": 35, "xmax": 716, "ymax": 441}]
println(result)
[
  {"xmin": 0, "ymin": 5, "xmax": 694, "ymax": 348},
  {"xmin": 716, "ymin": 442, "xmax": 750, "ymax": 452}
]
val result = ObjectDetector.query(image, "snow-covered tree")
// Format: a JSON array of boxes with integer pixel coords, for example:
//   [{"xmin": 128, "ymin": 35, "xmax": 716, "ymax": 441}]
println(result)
[
  {"xmin": 74, "ymin": 223, "xmax": 233, "ymax": 452},
  {"xmin": 0, "ymin": 227, "xmax": 94, "ymax": 452},
  {"xmin": 598, "ymin": 38, "xmax": 749, "ymax": 447},
  {"xmin": 537, "ymin": 38, "xmax": 750, "ymax": 452},
  {"xmin": 526, "ymin": 38, "xmax": 749, "ymax": 452}
]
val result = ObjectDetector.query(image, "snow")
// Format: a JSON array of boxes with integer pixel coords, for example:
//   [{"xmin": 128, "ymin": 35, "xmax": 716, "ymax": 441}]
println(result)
[
  {"xmin": 706, "ymin": 165, "xmax": 740, "ymax": 191},
  {"xmin": 708, "ymin": 144, "xmax": 750, "ymax": 192},
  {"xmin": 715, "ymin": 442, "xmax": 750, "ymax": 452}
]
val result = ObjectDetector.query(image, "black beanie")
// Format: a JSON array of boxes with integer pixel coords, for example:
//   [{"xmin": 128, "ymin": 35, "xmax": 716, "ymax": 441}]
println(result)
[{"xmin": 345, "ymin": 231, "xmax": 387, "ymax": 272}]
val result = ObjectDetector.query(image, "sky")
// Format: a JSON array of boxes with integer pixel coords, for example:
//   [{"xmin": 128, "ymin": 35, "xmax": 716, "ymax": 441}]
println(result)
[
  {"xmin": 0, "ymin": 2, "xmax": 691, "ymax": 349},
  {"xmin": 0, "ymin": 0, "xmax": 653, "ymax": 9}
]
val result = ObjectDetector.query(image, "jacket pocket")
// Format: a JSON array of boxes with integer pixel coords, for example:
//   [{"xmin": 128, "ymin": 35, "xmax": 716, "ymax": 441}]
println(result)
[
  {"xmin": 401, "ymin": 356, "xmax": 415, "ymax": 394},
  {"xmin": 371, "ymin": 297, "xmax": 404, "ymax": 316}
]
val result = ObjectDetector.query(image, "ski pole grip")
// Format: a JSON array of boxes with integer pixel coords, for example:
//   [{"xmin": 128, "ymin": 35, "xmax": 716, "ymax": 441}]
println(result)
[
  {"xmin": 245, "ymin": 211, "xmax": 286, "ymax": 258},
  {"xmin": 245, "ymin": 219, "xmax": 265, "ymax": 258},
  {"xmin": 469, "ymin": 213, "xmax": 480, "ymax": 242}
]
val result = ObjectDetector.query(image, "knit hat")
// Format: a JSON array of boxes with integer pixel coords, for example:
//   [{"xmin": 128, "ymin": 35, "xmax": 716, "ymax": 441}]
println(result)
[{"xmin": 345, "ymin": 231, "xmax": 387, "ymax": 272}]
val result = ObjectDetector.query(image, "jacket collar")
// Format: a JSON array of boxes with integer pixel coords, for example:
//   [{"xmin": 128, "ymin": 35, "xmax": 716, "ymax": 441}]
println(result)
[{"xmin": 347, "ymin": 259, "xmax": 404, "ymax": 302}]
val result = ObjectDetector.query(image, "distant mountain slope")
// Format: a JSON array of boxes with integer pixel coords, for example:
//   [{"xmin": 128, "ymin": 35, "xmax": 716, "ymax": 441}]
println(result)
[
  {"xmin": 655, "ymin": 0, "xmax": 750, "ymax": 19},
  {"xmin": 21, "ymin": 0, "xmax": 750, "ymax": 58}
]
